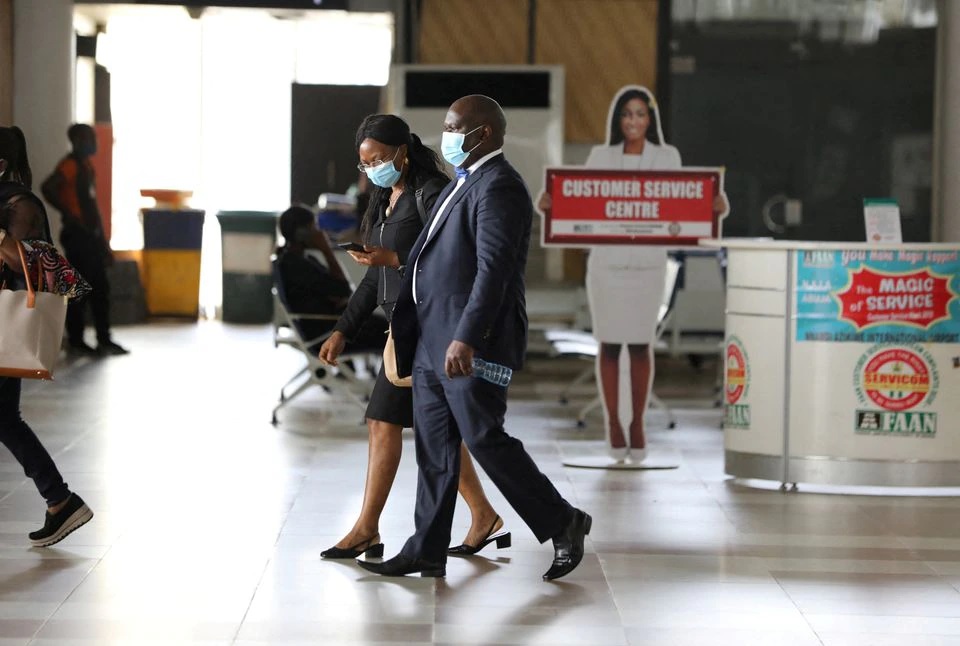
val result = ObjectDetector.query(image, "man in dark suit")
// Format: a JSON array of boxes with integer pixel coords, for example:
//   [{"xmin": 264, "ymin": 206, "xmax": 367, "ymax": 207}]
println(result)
[{"xmin": 357, "ymin": 95, "xmax": 591, "ymax": 581}]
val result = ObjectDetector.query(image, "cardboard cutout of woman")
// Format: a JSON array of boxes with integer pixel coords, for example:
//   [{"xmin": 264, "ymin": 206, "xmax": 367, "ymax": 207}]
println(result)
[
  {"xmin": 584, "ymin": 86, "xmax": 677, "ymax": 462},
  {"xmin": 538, "ymin": 85, "xmax": 727, "ymax": 464}
]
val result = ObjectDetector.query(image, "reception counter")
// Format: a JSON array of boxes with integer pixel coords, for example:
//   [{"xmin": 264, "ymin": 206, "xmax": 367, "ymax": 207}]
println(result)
[{"xmin": 701, "ymin": 240, "xmax": 960, "ymax": 487}]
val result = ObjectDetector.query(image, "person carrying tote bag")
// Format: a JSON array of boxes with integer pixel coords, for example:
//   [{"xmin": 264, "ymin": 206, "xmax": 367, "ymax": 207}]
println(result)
[
  {"xmin": 0, "ymin": 182, "xmax": 89, "ymax": 377},
  {"xmin": 0, "ymin": 181, "xmax": 94, "ymax": 547}
]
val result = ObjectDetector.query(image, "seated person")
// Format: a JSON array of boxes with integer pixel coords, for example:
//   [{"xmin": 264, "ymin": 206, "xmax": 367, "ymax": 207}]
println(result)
[{"xmin": 276, "ymin": 205, "xmax": 386, "ymax": 355}]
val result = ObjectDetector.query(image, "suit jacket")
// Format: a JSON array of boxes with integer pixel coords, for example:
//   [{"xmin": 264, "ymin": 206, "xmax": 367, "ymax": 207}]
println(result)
[{"xmin": 391, "ymin": 154, "xmax": 531, "ymax": 377}]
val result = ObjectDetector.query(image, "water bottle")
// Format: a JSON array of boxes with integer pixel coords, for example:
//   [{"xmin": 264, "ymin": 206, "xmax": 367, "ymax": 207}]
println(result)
[{"xmin": 472, "ymin": 358, "xmax": 513, "ymax": 387}]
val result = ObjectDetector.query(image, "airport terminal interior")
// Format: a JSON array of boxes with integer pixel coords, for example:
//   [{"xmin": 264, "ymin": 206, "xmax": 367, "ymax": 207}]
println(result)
[
  {"xmin": 2, "ymin": 0, "xmax": 960, "ymax": 644},
  {"xmin": 6, "ymin": 322, "xmax": 960, "ymax": 646}
]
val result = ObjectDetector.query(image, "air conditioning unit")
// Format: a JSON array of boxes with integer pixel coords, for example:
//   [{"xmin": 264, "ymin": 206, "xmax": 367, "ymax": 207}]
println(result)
[{"xmin": 385, "ymin": 65, "xmax": 565, "ymax": 197}]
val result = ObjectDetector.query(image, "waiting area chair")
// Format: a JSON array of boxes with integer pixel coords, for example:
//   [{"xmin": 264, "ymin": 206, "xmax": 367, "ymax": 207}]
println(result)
[{"xmin": 270, "ymin": 255, "xmax": 377, "ymax": 425}]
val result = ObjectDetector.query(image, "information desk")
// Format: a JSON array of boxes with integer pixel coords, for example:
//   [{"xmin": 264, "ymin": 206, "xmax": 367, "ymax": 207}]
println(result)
[{"xmin": 701, "ymin": 240, "xmax": 960, "ymax": 487}]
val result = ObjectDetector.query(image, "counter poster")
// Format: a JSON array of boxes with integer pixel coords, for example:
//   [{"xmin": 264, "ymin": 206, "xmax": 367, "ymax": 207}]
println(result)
[
  {"xmin": 852, "ymin": 343, "xmax": 940, "ymax": 437},
  {"xmin": 796, "ymin": 248, "xmax": 960, "ymax": 344}
]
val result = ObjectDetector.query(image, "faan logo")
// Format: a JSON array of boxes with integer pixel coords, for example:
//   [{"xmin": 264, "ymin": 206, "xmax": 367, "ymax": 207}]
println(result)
[
  {"xmin": 724, "ymin": 336, "xmax": 750, "ymax": 428},
  {"xmin": 802, "ymin": 250, "xmax": 835, "ymax": 268},
  {"xmin": 853, "ymin": 344, "xmax": 939, "ymax": 436},
  {"xmin": 855, "ymin": 410, "xmax": 936, "ymax": 436}
]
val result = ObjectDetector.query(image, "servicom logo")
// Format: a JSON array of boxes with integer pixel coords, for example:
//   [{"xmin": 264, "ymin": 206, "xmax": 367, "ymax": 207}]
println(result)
[
  {"xmin": 724, "ymin": 335, "xmax": 750, "ymax": 429},
  {"xmin": 853, "ymin": 344, "xmax": 940, "ymax": 437}
]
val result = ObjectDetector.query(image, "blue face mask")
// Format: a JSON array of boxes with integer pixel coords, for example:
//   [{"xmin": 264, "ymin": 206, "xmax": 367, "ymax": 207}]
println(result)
[
  {"xmin": 440, "ymin": 126, "xmax": 483, "ymax": 167},
  {"xmin": 364, "ymin": 151, "xmax": 402, "ymax": 188}
]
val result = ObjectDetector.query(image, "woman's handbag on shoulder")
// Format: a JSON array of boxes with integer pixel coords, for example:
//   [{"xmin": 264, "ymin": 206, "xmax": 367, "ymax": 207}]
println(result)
[
  {"xmin": 0, "ymin": 241, "xmax": 69, "ymax": 380},
  {"xmin": 383, "ymin": 326, "xmax": 412, "ymax": 388}
]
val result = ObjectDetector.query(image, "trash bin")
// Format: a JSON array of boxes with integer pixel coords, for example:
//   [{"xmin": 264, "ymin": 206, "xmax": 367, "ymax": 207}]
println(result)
[
  {"xmin": 141, "ymin": 205, "xmax": 205, "ymax": 318},
  {"xmin": 216, "ymin": 211, "xmax": 278, "ymax": 324}
]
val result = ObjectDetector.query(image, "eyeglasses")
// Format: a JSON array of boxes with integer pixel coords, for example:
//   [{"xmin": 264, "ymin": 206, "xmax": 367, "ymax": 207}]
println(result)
[{"xmin": 357, "ymin": 149, "xmax": 399, "ymax": 172}]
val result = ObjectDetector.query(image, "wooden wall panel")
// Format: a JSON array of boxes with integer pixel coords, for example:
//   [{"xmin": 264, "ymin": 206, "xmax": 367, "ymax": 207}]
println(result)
[
  {"xmin": 418, "ymin": 0, "xmax": 527, "ymax": 65},
  {"xmin": 416, "ymin": 0, "xmax": 658, "ymax": 144},
  {"xmin": 536, "ymin": 0, "xmax": 658, "ymax": 143},
  {"xmin": 0, "ymin": 0, "xmax": 12, "ymax": 125}
]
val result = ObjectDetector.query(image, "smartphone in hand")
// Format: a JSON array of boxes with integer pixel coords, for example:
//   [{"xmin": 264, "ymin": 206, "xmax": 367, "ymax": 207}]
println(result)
[{"xmin": 337, "ymin": 242, "xmax": 366, "ymax": 253}]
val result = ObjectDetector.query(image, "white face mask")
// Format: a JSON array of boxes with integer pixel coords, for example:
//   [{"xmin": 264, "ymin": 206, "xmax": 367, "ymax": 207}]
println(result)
[{"xmin": 440, "ymin": 126, "xmax": 483, "ymax": 167}]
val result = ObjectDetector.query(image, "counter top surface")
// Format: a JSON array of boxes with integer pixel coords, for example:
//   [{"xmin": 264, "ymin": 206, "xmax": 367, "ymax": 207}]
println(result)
[{"xmin": 700, "ymin": 239, "xmax": 960, "ymax": 252}]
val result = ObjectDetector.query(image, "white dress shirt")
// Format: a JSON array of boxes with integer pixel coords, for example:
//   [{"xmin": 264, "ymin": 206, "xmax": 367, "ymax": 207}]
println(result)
[{"xmin": 412, "ymin": 149, "xmax": 503, "ymax": 302}]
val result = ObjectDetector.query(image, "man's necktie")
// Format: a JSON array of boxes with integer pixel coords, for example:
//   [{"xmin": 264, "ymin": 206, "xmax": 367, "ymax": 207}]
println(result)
[{"xmin": 454, "ymin": 167, "xmax": 470, "ymax": 180}]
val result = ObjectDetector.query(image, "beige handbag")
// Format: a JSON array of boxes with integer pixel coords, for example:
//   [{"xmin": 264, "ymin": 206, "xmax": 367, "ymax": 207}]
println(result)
[
  {"xmin": 383, "ymin": 326, "xmax": 412, "ymax": 388},
  {"xmin": 0, "ymin": 241, "xmax": 69, "ymax": 380}
]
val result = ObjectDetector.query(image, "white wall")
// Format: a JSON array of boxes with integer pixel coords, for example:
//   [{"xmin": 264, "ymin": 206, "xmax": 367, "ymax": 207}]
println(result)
[
  {"xmin": 936, "ymin": 0, "xmax": 960, "ymax": 241},
  {"xmin": 13, "ymin": 0, "xmax": 73, "ymax": 241}
]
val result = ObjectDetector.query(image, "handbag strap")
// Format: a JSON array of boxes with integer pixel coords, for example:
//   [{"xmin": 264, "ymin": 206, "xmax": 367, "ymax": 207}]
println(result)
[
  {"xmin": 15, "ymin": 241, "xmax": 37, "ymax": 309},
  {"xmin": 1, "ymin": 241, "xmax": 39, "ymax": 308},
  {"xmin": 415, "ymin": 188, "xmax": 428, "ymax": 226}
]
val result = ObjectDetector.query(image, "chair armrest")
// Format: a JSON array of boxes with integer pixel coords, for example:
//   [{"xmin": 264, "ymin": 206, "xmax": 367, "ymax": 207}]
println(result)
[
  {"xmin": 552, "ymin": 339, "xmax": 599, "ymax": 357},
  {"xmin": 545, "ymin": 329, "xmax": 596, "ymax": 344}
]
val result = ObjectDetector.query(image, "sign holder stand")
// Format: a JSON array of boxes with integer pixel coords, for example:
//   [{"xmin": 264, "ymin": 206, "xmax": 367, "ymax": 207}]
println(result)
[{"xmin": 562, "ymin": 454, "xmax": 679, "ymax": 471}]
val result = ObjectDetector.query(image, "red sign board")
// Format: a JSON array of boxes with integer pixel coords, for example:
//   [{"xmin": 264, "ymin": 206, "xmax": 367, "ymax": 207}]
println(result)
[
  {"xmin": 541, "ymin": 168, "xmax": 723, "ymax": 246},
  {"xmin": 835, "ymin": 267, "xmax": 955, "ymax": 330}
]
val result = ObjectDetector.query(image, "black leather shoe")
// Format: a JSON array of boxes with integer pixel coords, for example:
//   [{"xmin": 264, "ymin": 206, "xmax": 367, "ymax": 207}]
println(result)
[
  {"xmin": 320, "ymin": 535, "xmax": 384, "ymax": 559},
  {"xmin": 543, "ymin": 508, "xmax": 592, "ymax": 581},
  {"xmin": 355, "ymin": 554, "xmax": 445, "ymax": 577},
  {"xmin": 67, "ymin": 341, "xmax": 98, "ymax": 356},
  {"xmin": 448, "ymin": 515, "xmax": 512, "ymax": 556},
  {"xmin": 97, "ymin": 340, "xmax": 130, "ymax": 356}
]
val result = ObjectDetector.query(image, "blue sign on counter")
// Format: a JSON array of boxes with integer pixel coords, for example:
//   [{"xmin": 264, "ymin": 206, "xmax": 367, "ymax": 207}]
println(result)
[{"xmin": 796, "ymin": 249, "xmax": 960, "ymax": 343}]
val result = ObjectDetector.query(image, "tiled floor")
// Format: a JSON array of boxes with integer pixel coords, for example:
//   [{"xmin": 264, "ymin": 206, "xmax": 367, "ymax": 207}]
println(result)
[{"xmin": 1, "ymin": 321, "xmax": 959, "ymax": 645}]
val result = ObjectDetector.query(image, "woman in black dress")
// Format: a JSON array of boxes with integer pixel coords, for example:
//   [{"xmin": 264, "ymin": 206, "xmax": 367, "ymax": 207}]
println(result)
[{"xmin": 318, "ymin": 115, "xmax": 508, "ymax": 559}]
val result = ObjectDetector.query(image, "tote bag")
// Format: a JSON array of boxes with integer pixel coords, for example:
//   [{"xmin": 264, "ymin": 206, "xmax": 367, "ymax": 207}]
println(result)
[{"xmin": 0, "ymin": 241, "xmax": 68, "ymax": 380}]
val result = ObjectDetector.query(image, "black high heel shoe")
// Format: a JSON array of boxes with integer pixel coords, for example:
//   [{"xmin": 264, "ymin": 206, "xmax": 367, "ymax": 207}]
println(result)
[
  {"xmin": 321, "ymin": 535, "xmax": 384, "ymax": 559},
  {"xmin": 448, "ymin": 516, "xmax": 512, "ymax": 556}
]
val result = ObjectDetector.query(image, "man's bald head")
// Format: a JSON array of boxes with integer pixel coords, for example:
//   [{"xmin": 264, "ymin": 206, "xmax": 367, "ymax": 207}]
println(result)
[
  {"xmin": 450, "ymin": 95, "xmax": 506, "ymax": 138},
  {"xmin": 443, "ymin": 95, "xmax": 506, "ymax": 168}
]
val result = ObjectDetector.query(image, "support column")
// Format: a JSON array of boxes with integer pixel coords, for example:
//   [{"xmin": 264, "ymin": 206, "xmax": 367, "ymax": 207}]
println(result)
[
  {"xmin": 0, "ymin": 0, "xmax": 12, "ymax": 125},
  {"xmin": 935, "ymin": 0, "xmax": 960, "ymax": 241},
  {"xmin": 12, "ymin": 0, "xmax": 72, "ymax": 213}
]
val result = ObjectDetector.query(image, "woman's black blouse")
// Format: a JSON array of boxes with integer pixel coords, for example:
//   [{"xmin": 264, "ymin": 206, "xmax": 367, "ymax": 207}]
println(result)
[{"xmin": 333, "ymin": 177, "xmax": 446, "ymax": 338}]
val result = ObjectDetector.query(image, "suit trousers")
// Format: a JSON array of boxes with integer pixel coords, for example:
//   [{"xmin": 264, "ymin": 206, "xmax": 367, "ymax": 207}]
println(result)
[{"xmin": 401, "ymin": 341, "xmax": 573, "ymax": 562}]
